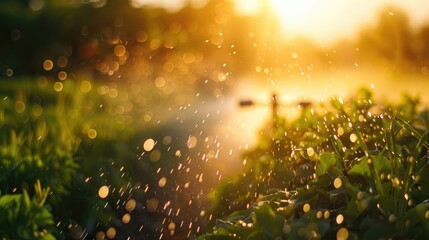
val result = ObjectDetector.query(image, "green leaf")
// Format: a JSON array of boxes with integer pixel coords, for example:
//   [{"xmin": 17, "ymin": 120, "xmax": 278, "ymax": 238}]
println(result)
[
  {"xmin": 404, "ymin": 200, "xmax": 429, "ymax": 235},
  {"xmin": 362, "ymin": 221, "xmax": 396, "ymax": 240},
  {"xmin": 348, "ymin": 155, "xmax": 391, "ymax": 181},
  {"xmin": 316, "ymin": 152, "xmax": 340, "ymax": 177},
  {"xmin": 252, "ymin": 204, "xmax": 283, "ymax": 238},
  {"xmin": 41, "ymin": 233, "xmax": 57, "ymax": 240},
  {"xmin": 394, "ymin": 116, "xmax": 429, "ymax": 149}
]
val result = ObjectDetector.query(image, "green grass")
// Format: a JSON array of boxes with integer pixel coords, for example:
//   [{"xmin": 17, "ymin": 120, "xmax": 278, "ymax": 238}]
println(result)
[
  {"xmin": 2, "ymin": 77, "xmax": 429, "ymax": 239},
  {"xmin": 200, "ymin": 89, "xmax": 429, "ymax": 239},
  {"xmin": 0, "ymin": 77, "xmax": 139, "ymax": 239}
]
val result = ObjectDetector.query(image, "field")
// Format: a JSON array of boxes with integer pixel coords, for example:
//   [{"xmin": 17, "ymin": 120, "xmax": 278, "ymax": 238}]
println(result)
[
  {"xmin": 2, "ymin": 1, "xmax": 429, "ymax": 239},
  {"xmin": 1, "ymin": 76, "xmax": 429, "ymax": 239}
]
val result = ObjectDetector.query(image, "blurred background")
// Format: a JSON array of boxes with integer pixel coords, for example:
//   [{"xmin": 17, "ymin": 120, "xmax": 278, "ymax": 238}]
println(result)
[{"xmin": 1, "ymin": 0, "xmax": 429, "ymax": 239}]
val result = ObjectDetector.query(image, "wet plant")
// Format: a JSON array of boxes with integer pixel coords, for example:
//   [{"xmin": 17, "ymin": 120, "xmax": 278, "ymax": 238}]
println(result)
[{"xmin": 200, "ymin": 89, "xmax": 429, "ymax": 239}]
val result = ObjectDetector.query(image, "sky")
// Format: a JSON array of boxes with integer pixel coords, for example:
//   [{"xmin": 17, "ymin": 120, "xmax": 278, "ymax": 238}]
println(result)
[{"xmin": 132, "ymin": 0, "xmax": 429, "ymax": 45}]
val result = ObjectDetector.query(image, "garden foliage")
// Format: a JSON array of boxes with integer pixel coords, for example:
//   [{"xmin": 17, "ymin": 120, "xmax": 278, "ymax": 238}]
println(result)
[
  {"xmin": 201, "ymin": 89, "xmax": 429, "ymax": 239},
  {"xmin": 0, "ymin": 78, "xmax": 136, "ymax": 239}
]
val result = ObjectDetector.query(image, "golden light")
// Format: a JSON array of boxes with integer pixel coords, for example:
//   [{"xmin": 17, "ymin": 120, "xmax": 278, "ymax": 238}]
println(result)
[
  {"xmin": 87, "ymin": 129, "xmax": 98, "ymax": 139},
  {"xmin": 122, "ymin": 213, "xmax": 131, "ymax": 224},
  {"xmin": 269, "ymin": 0, "xmax": 331, "ymax": 41},
  {"xmin": 126, "ymin": 199, "xmax": 137, "ymax": 212},
  {"xmin": 333, "ymin": 177, "xmax": 342, "ymax": 189},
  {"xmin": 337, "ymin": 227, "xmax": 349, "ymax": 240},
  {"xmin": 98, "ymin": 185, "xmax": 109, "ymax": 199},
  {"xmin": 271, "ymin": 0, "xmax": 318, "ymax": 23},
  {"xmin": 265, "ymin": 0, "xmax": 386, "ymax": 45}
]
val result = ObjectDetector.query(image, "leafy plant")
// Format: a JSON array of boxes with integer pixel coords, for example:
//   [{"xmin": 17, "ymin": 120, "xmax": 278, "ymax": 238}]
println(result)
[
  {"xmin": 0, "ymin": 181, "xmax": 55, "ymax": 240},
  {"xmin": 200, "ymin": 89, "xmax": 429, "ymax": 239}
]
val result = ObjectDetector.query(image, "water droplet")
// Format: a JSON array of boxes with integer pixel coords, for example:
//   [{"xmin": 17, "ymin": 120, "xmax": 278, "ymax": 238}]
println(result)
[
  {"xmin": 349, "ymin": 133, "xmax": 357, "ymax": 143},
  {"xmin": 15, "ymin": 101, "xmax": 25, "ymax": 113},
  {"xmin": 168, "ymin": 222, "xmax": 176, "ymax": 231},
  {"xmin": 57, "ymin": 56, "xmax": 68, "ymax": 68},
  {"xmin": 114, "ymin": 45, "xmax": 126, "ymax": 57},
  {"xmin": 147, "ymin": 198, "xmax": 159, "ymax": 212},
  {"xmin": 58, "ymin": 71, "xmax": 67, "ymax": 81},
  {"xmin": 98, "ymin": 185, "xmax": 109, "ymax": 199},
  {"xmin": 80, "ymin": 81, "xmax": 92, "ymax": 93},
  {"xmin": 122, "ymin": 213, "xmax": 131, "ymax": 224},
  {"xmin": 336, "ymin": 227, "xmax": 348, "ymax": 240},
  {"xmin": 337, "ymin": 127, "xmax": 344, "ymax": 136},
  {"xmin": 356, "ymin": 191, "xmax": 364, "ymax": 200},
  {"xmin": 95, "ymin": 231, "xmax": 105, "ymax": 240},
  {"xmin": 150, "ymin": 150, "xmax": 161, "ymax": 162},
  {"xmin": 88, "ymin": 129, "xmax": 97, "ymax": 139},
  {"xmin": 307, "ymin": 147, "xmax": 314, "ymax": 157},
  {"xmin": 126, "ymin": 199, "xmax": 136, "ymax": 212},
  {"xmin": 43, "ymin": 59, "xmax": 54, "ymax": 71},
  {"xmin": 303, "ymin": 203, "xmax": 310, "ymax": 213},
  {"xmin": 334, "ymin": 177, "xmax": 342, "ymax": 189},
  {"xmin": 282, "ymin": 224, "xmax": 291, "ymax": 234},
  {"xmin": 53, "ymin": 82, "xmax": 63, "ymax": 92},
  {"xmin": 187, "ymin": 136, "xmax": 197, "ymax": 149},
  {"xmin": 158, "ymin": 177, "xmax": 167, "ymax": 188},
  {"xmin": 106, "ymin": 227, "xmax": 116, "ymax": 239},
  {"xmin": 336, "ymin": 214, "xmax": 344, "ymax": 224},
  {"xmin": 143, "ymin": 138, "xmax": 155, "ymax": 151}
]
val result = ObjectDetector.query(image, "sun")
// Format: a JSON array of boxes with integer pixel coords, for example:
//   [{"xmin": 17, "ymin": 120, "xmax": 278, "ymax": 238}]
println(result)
[
  {"xmin": 270, "ymin": 0, "xmax": 319, "ymax": 23},
  {"xmin": 269, "ymin": 0, "xmax": 327, "ymax": 40}
]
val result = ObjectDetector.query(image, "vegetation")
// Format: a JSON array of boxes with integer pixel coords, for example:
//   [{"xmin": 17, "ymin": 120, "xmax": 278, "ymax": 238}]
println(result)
[
  {"xmin": 1, "ymin": 0, "xmax": 429, "ymax": 239},
  {"xmin": 199, "ymin": 89, "xmax": 429, "ymax": 239},
  {"xmin": 0, "ymin": 77, "xmax": 162, "ymax": 239}
]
